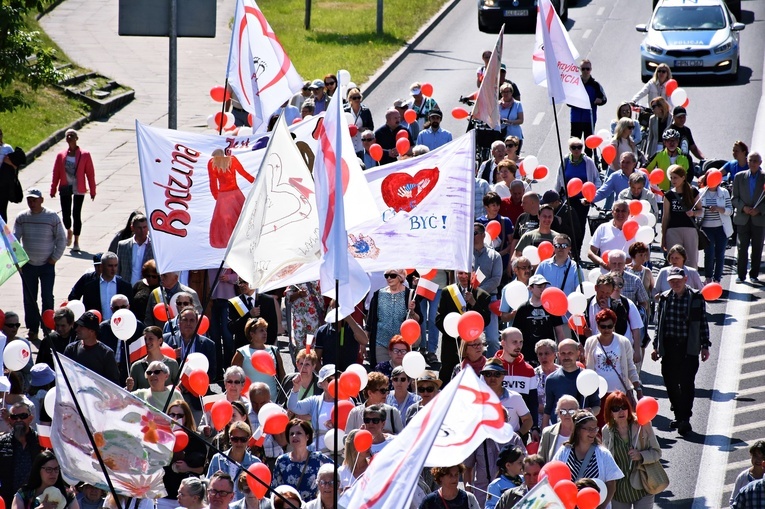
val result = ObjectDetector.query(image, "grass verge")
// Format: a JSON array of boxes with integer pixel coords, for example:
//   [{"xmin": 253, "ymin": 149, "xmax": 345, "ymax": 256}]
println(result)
[{"xmin": 260, "ymin": 0, "xmax": 450, "ymax": 84}]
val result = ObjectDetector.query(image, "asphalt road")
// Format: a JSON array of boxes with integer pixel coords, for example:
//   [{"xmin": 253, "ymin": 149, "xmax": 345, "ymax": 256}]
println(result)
[{"xmin": 360, "ymin": 0, "xmax": 765, "ymax": 506}]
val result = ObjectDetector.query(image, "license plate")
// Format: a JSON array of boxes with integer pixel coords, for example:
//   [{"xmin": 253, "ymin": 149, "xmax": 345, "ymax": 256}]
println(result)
[
  {"xmin": 504, "ymin": 9, "xmax": 529, "ymax": 16},
  {"xmin": 675, "ymin": 60, "xmax": 703, "ymax": 67}
]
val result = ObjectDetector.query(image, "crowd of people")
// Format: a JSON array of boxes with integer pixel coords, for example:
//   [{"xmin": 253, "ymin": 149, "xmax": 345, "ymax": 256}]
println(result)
[{"xmin": 2, "ymin": 48, "xmax": 765, "ymax": 509}]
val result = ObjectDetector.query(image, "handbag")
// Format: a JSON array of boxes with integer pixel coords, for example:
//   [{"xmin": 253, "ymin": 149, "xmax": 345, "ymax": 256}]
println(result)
[
  {"xmin": 694, "ymin": 222, "xmax": 710, "ymax": 250},
  {"xmin": 10, "ymin": 176, "xmax": 22, "ymax": 203},
  {"xmin": 636, "ymin": 460, "xmax": 670, "ymax": 494}
]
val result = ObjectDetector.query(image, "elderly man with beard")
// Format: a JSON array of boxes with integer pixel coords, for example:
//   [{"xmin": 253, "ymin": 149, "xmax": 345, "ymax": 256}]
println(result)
[{"xmin": 0, "ymin": 402, "xmax": 41, "ymax": 508}]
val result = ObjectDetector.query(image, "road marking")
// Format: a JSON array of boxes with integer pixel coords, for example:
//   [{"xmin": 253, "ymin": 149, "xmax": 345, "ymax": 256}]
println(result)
[
  {"xmin": 734, "ymin": 400, "xmax": 765, "ymax": 414},
  {"xmin": 692, "ymin": 285, "xmax": 754, "ymax": 509},
  {"xmin": 533, "ymin": 112, "xmax": 545, "ymax": 125},
  {"xmin": 735, "ymin": 385, "xmax": 765, "ymax": 397},
  {"xmin": 741, "ymin": 353, "xmax": 765, "ymax": 364},
  {"xmin": 583, "ymin": 29, "xmax": 592, "ymax": 39},
  {"xmin": 597, "ymin": 7, "xmax": 605, "ymax": 16},
  {"xmin": 731, "ymin": 420, "xmax": 765, "ymax": 433},
  {"xmin": 726, "ymin": 459, "xmax": 752, "ymax": 471}
]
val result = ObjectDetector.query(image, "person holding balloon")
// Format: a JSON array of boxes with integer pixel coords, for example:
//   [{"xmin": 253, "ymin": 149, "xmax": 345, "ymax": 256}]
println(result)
[
  {"xmin": 588, "ymin": 200, "xmax": 632, "ymax": 270},
  {"xmin": 271, "ymin": 419, "xmax": 333, "ymax": 502},
  {"xmin": 63, "ymin": 311, "xmax": 121, "ymax": 385},
  {"xmin": 344, "ymin": 372, "xmax": 403, "ymax": 435},
  {"xmin": 592, "ymin": 152, "xmax": 638, "ymax": 212},
  {"xmin": 373, "ymin": 335, "xmax": 411, "ymax": 381},
  {"xmin": 450, "ymin": 335, "xmax": 488, "ymax": 381},
  {"xmin": 287, "ymin": 364, "xmax": 346, "ymax": 451},
  {"xmin": 601, "ymin": 391, "xmax": 663, "ymax": 509},
  {"xmin": 404, "ymin": 371, "xmax": 441, "ymax": 425},
  {"xmin": 206, "ymin": 422, "xmax": 261, "ymax": 501},
  {"xmin": 386, "ymin": 365, "xmax": 420, "ymax": 419},
  {"xmin": 367, "ymin": 269, "xmax": 420, "ymax": 366},
  {"xmin": 163, "ymin": 307, "xmax": 217, "ymax": 383},
  {"xmin": 698, "ymin": 169, "xmax": 734, "ymax": 284},
  {"xmin": 555, "ymin": 137, "xmax": 601, "ymax": 243},
  {"xmin": 358, "ymin": 404, "xmax": 395, "ymax": 454},
  {"xmin": 232, "ymin": 318, "xmax": 284, "ymax": 403},
  {"xmin": 337, "ymin": 429, "xmax": 372, "ymax": 490},
  {"xmin": 661, "ymin": 165, "xmax": 702, "ymax": 268},
  {"xmin": 631, "ymin": 64, "xmax": 672, "ymax": 104},
  {"xmin": 208, "ymin": 401, "xmax": 253, "ymax": 461}
]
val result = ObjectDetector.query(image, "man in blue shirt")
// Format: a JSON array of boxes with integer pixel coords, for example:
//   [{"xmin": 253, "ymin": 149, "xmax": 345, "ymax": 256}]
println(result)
[
  {"xmin": 591, "ymin": 152, "xmax": 637, "ymax": 210},
  {"xmin": 535, "ymin": 233, "xmax": 584, "ymax": 296},
  {"xmin": 416, "ymin": 110, "xmax": 452, "ymax": 151}
]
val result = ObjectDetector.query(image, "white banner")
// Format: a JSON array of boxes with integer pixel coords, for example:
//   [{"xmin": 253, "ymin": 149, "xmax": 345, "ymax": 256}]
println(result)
[
  {"xmin": 226, "ymin": 0, "xmax": 304, "ymax": 133},
  {"xmin": 472, "ymin": 24, "xmax": 503, "ymax": 128},
  {"xmin": 532, "ymin": 0, "xmax": 591, "ymax": 110}
]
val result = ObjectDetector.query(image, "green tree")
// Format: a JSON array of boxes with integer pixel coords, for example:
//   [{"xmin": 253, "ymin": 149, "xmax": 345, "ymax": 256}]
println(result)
[{"xmin": 0, "ymin": 0, "xmax": 60, "ymax": 112}]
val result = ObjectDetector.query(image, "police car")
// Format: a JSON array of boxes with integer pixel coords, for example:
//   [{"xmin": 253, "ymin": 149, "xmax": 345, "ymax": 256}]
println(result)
[
  {"xmin": 478, "ymin": 0, "xmax": 569, "ymax": 33},
  {"xmin": 636, "ymin": 0, "xmax": 744, "ymax": 82}
]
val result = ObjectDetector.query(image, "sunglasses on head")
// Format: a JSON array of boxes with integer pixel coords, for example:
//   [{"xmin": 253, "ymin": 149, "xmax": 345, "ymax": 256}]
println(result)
[
  {"xmin": 363, "ymin": 417, "xmax": 382, "ymax": 424},
  {"xmin": 10, "ymin": 413, "xmax": 29, "ymax": 421},
  {"xmin": 558, "ymin": 408, "xmax": 577, "ymax": 416},
  {"xmin": 229, "ymin": 436, "xmax": 248, "ymax": 443},
  {"xmin": 417, "ymin": 385, "xmax": 436, "ymax": 393}
]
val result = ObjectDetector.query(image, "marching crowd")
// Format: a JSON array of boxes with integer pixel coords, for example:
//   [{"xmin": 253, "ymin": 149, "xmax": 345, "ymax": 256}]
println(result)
[{"xmin": 2, "ymin": 48, "xmax": 765, "ymax": 509}]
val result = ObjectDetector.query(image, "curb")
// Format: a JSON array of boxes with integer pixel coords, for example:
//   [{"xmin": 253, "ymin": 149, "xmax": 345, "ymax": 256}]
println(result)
[
  {"xmin": 360, "ymin": 0, "xmax": 463, "ymax": 99},
  {"xmin": 24, "ymin": 115, "xmax": 90, "ymax": 165},
  {"xmin": 751, "ymin": 48, "xmax": 765, "ymax": 153}
]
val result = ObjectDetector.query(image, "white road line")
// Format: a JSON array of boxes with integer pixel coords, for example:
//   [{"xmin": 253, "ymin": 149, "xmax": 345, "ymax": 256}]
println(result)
[
  {"xmin": 731, "ymin": 420, "xmax": 765, "ymax": 433},
  {"xmin": 741, "ymin": 353, "xmax": 765, "ymax": 364},
  {"xmin": 692, "ymin": 284, "xmax": 755, "ymax": 508},
  {"xmin": 532, "ymin": 112, "xmax": 545, "ymax": 125},
  {"xmin": 734, "ymin": 401, "xmax": 765, "ymax": 414},
  {"xmin": 742, "ymin": 338, "xmax": 765, "ymax": 349},
  {"xmin": 739, "ymin": 370, "xmax": 765, "ymax": 380},
  {"xmin": 583, "ymin": 29, "xmax": 592, "ymax": 39},
  {"xmin": 736, "ymin": 385, "xmax": 765, "ymax": 397},
  {"xmin": 726, "ymin": 459, "xmax": 753, "ymax": 471},
  {"xmin": 596, "ymin": 7, "xmax": 605, "ymax": 16}
]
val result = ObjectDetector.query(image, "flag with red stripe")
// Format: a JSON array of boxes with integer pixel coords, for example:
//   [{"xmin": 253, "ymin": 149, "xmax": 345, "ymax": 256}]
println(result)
[
  {"xmin": 415, "ymin": 270, "xmax": 440, "ymax": 301},
  {"xmin": 38, "ymin": 424, "xmax": 53, "ymax": 449},
  {"xmin": 128, "ymin": 336, "xmax": 147, "ymax": 364}
]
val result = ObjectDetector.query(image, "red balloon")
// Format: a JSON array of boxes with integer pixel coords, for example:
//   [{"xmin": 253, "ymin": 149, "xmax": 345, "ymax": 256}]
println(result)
[
  {"xmin": 540, "ymin": 287, "xmax": 568, "ymax": 317},
  {"xmin": 326, "ymin": 379, "xmax": 351, "ymax": 400},
  {"xmin": 369, "ymin": 143, "xmax": 383, "ymax": 162},
  {"xmin": 665, "ymin": 78, "xmax": 678, "ymax": 97},
  {"xmin": 622, "ymin": 219, "xmax": 639, "ymax": 241},
  {"xmin": 533, "ymin": 165, "xmax": 548, "ymax": 180},
  {"xmin": 59, "ymin": 300, "xmax": 68, "ymax": 308},
  {"xmin": 539, "ymin": 460, "xmax": 571, "ymax": 488},
  {"xmin": 188, "ymin": 369, "xmax": 209, "ymax": 397},
  {"xmin": 629, "ymin": 200, "xmax": 643, "ymax": 216},
  {"xmin": 700, "ymin": 282, "xmax": 723, "ymax": 301},
  {"xmin": 518, "ymin": 160, "xmax": 526, "ymax": 178},
  {"xmin": 246, "ymin": 463, "xmax": 272, "ymax": 499},
  {"xmin": 153, "ymin": 303, "xmax": 173, "ymax": 322},
  {"xmin": 489, "ymin": 300, "xmax": 502, "ymax": 316},
  {"xmin": 248, "ymin": 113, "xmax": 254, "ymax": 127},
  {"xmin": 349, "ymin": 125, "xmax": 358, "ymax": 137},
  {"xmin": 396, "ymin": 137, "xmax": 410, "ymax": 155},
  {"xmin": 209, "ymin": 85, "xmax": 229, "ymax": 103},
  {"xmin": 404, "ymin": 109, "xmax": 417, "ymax": 124},
  {"xmin": 537, "ymin": 241, "xmax": 554, "ymax": 261},
  {"xmin": 526, "ymin": 441, "xmax": 539, "ymax": 454},
  {"xmin": 211, "ymin": 400, "xmax": 233, "ymax": 430},
  {"xmin": 421, "ymin": 83, "xmax": 434, "ymax": 97},
  {"xmin": 41, "ymin": 309, "xmax": 55, "ymax": 330},
  {"xmin": 554, "ymin": 479, "xmax": 578, "ymax": 509},
  {"xmin": 585, "ymin": 135, "xmax": 603, "ymax": 150},
  {"xmin": 601, "ymin": 250, "xmax": 610, "ymax": 265},
  {"xmin": 354, "ymin": 429, "xmax": 373, "ymax": 452},
  {"xmin": 242, "ymin": 376, "xmax": 251, "ymax": 392},
  {"xmin": 649, "ymin": 168, "xmax": 665, "ymax": 185},
  {"xmin": 251, "ymin": 350, "xmax": 276, "ymax": 376},
  {"xmin": 581, "ymin": 182, "xmax": 597, "ymax": 202},
  {"xmin": 160, "ymin": 344, "xmax": 176, "ymax": 359},
  {"xmin": 639, "ymin": 167, "xmax": 649, "ymax": 176},
  {"xmin": 173, "ymin": 430, "xmax": 189, "ymax": 452},
  {"xmin": 601, "ymin": 144, "xmax": 617, "ymax": 165},
  {"xmin": 681, "ymin": 98, "xmax": 690, "ymax": 108},
  {"xmin": 263, "ymin": 412, "xmax": 289, "ymax": 435},
  {"xmin": 331, "ymin": 400, "xmax": 355, "ymax": 429},
  {"xmin": 577, "ymin": 487, "xmax": 601, "ymax": 509},
  {"xmin": 457, "ymin": 310, "xmax": 485, "ymax": 341},
  {"xmin": 707, "ymin": 169, "xmax": 723, "ymax": 188},
  {"xmin": 338, "ymin": 371, "xmax": 362, "ymax": 398},
  {"xmin": 567, "ymin": 178, "xmax": 583, "ymax": 197},
  {"xmin": 399, "ymin": 319, "xmax": 421, "ymax": 345},
  {"xmin": 486, "ymin": 220, "xmax": 501, "ymax": 240},
  {"xmin": 198, "ymin": 315, "xmax": 210, "ymax": 335},
  {"xmin": 451, "ymin": 107, "xmax": 469, "ymax": 120},
  {"xmin": 292, "ymin": 117, "xmax": 302, "ymax": 125},
  {"xmin": 396, "ymin": 130, "xmax": 410, "ymax": 141},
  {"xmin": 88, "ymin": 309, "xmax": 102, "ymax": 323},
  {"xmin": 576, "ymin": 361, "xmax": 585, "ymax": 369},
  {"xmin": 635, "ymin": 397, "xmax": 659, "ymax": 426},
  {"xmin": 0, "ymin": 309, "xmax": 4, "ymax": 330}
]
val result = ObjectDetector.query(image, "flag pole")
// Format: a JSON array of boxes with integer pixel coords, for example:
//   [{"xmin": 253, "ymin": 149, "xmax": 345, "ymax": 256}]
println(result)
[
  {"xmin": 333, "ymin": 280, "xmax": 340, "ymax": 509},
  {"xmin": 218, "ymin": 78, "xmax": 230, "ymax": 135}
]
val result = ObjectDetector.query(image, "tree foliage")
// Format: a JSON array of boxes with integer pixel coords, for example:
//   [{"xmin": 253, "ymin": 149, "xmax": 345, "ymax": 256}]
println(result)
[{"xmin": 0, "ymin": 0, "xmax": 61, "ymax": 112}]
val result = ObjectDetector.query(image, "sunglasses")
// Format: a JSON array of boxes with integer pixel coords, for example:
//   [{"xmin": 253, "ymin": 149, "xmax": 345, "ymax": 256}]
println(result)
[
  {"xmin": 558, "ymin": 409, "xmax": 577, "ymax": 416},
  {"xmin": 599, "ymin": 323, "xmax": 615, "ymax": 330},
  {"xmin": 553, "ymin": 243, "xmax": 569, "ymax": 249},
  {"xmin": 392, "ymin": 377, "xmax": 409, "ymax": 382},
  {"xmin": 657, "ymin": 69, "xmax": 668, "ymax": 73},
  {"xmin": 229, "ymin": 436, "xmax": 248, "ymax": 443},
  {"xmin": 168, "ymin": 412, "xmax": 185, "ymax": 419},
  {"xmin": 350, "ymin": 95, "xmax": 362, "ymax": 100},
  {"xmin": 626, "ymin": 125, "xmax": 634, "ymax": 129},
  {"xmin": 362, "ymin": 138, "xmax": 374, "ymax": 142},
  {"xmin": 373, "ymin": 388, "xmax": 390, "ymax": 394},
  {"xmin": 505, "ymin": 143, "xmax": 517, "ymax": 148},
  {"xmin": 610, "ymin": 405, "xmax": 629, "ymax": 413},
  {"xmin": 208, "ymin": 490, "xmax": 233, "ymax": 498},
  {"xmin": 363, "ymin": 417, "xmax": 382, "ymax": 424},
  {"xmin": 581, "ymin": 67, "xmax": 592, "ymax": 71},
  {"xmin": 392, "ymin": 348, "xmax": 408, "ymax": 355},
  {"xmin": 384, "ymin": 273, "xmax": 399, "ymax": 279},
  {"xmin": 570, "ymin": 145, "xmax": 583, "ymax": 150},
  {"xmin": 225, "ymin": 379, "xmax": 244, "ymax": 385},
  {"xmin": 417, "ymin": 386, "xmax": 436, "ymax": 393},
  {"xmin": 10, "ymin": 413, "xmax": 30, "ymax": 420},
  {"xmin": 319, "ymin": 480, "xmax": 335, "ymax": 487},
  {"xmin": 325, "ymin": 81, "xmax": 336, "ymax": 86},
  {"xmin": 5, "ymin": 323, "xmax": 20, "ymax": 328},
  {"xmin": 176, "ymin": 301, "xmax": 192, "ymax": 306},
  {"xmin": 482, "ymin": 371, "xmax": 504, "ymax": 378},
  {"xmin": 146, "ymin": 370, "xmax": 165, "ymax": 376}
]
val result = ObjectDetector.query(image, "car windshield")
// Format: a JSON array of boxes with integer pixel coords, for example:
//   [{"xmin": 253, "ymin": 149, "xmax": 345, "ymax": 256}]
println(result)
[{"xmin": 652, "ymin": 6, "xmax": 726, "ymax": 31}]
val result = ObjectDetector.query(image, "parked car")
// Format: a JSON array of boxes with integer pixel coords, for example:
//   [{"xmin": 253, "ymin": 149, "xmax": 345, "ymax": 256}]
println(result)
[{"xmin": 478, "ymin": 0, "xmax": 569, "ymax": 33}]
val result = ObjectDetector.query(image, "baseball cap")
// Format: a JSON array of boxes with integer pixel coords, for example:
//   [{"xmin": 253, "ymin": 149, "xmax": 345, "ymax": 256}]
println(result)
[
  {"xmin": 25, "ymin": 188, "xmax": 43, "ymax": 199},
  {"xmin": 92, "ymin": 253, "xmax": 103, "ymax": 265},
  {"xmin": 309, "ymin": 79, "xmax": 325, "ymax": 89},
  {"xmin": 528, "ymin": 274, "xmax": 550, "ymax": 286},
  {"xmin": 667, "ymin": 267, "xmax": 686, "ymax": 281},
  {"xmin": 75, "ymin": 311, "xmax": 101, "ymax": 332},
  {"xmin": 30, "ymin": 364, "xmax": 55, "ymax": 387},
  {"xmin": 481, "ymin": 358, "xmax": 507, "ymax": 374},
  {"xmin": 672, "ymin": 106, "xmax": 687, "ymax": 117},
  {"xmin": 428, "ymin": 109, "xmax": 443, "ymax": 118},
  {"xmin": 541, "ymin": 190, "xmax": 561, "ymax": 205},
  {"xmin": 500, "ymin": 63, "xmax": 507, "ymax": 71},
  {"xmin": 318, "ymin": 364, "xmax": 338, "ymax": 383}
]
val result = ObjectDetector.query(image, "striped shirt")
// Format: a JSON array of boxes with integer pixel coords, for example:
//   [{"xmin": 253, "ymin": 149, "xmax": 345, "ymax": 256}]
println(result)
[
  {"xmin": 13, "ymin": 207, "xmax": 66, "ymax": 265},
  {"xmin": 702, "ymin": 192, "xmax": 722, "ymax": 227},
  {"xmin": 610, "ymin": 430, "xmax": 647, "ymax": 503}
]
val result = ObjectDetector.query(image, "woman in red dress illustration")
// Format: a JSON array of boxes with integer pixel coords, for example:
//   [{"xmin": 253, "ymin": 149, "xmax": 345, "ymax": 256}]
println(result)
[{"xmin": 207, "ymin": 148, "xmax": 255, "ymax": 248}]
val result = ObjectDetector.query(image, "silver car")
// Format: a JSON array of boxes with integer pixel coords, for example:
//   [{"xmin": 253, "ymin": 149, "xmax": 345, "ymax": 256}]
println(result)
[{"xmin": 636, "ymin": 0, "xmax": 744, "ymax": 82}]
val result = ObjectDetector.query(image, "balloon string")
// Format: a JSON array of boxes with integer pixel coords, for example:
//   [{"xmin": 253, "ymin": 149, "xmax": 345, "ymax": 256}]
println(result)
[
  {"xmin": 455, "ymin": 336, "xmax": 462, "ymax": 364},
  {"xmin": 275, "ymin": 378, "xmax": 289, "ymax": 400},
  {"xmin": 465, "ymin": 483, "xmax": 491, "ymax": 496}
]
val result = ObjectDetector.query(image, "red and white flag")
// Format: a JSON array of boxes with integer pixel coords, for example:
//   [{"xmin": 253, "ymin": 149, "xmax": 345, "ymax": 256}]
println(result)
[
  {"xmin": 415, "ymin": 269, "xmax": 439, "ymax": 301},
  {"xmin": 202, "ymin": 393, "xmax": 227, "ymax": 412},
  {"xmin": 128, "ymin": 336, "xmax": 147, "ymax": 364},
  {"xmin": 226, "ymin": 0, "xmax": 304, "ymax": 133},
  {"xmin": 471, "ymin": 24, "xmax": 503, "ymax": 128},
  {"xmin": 38, "ymin": 423, "xmax": 53, "ymax": 449},
  {"xmin": 339, "ymin": 367, "xmax": 513, "ymax": 508},
  {"xmin": 471, "ymin": 267, "xmax": 486, "ymax": 288},
  {"xmin": 532, "ymin": 0, "xmax": 591, "ymax": 110}
]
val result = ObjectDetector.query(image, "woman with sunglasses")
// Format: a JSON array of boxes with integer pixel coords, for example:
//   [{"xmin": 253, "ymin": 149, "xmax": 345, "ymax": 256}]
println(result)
[
  {"xmin": 343, "ymin": 87, "xmax": 374, "ymax": 154},
  {"xmin": 209, "ymin": 401, "xmax": 252, "ymax": 463},
  {"xmin": 601, "ymin": 391, "xmax": 661, "ymax": 509},
  {"xmin": 404, "ymin": 371, "xmax": 441, "ymax": 425},
  {"xmin": 503, "ymin": 136, "xmax": 522, "ymax": 165},
  {"xmin": 338, "ymin": 429, "xmax": 371, "ymax": 490},
  {"xmin": 359, "ymin": 404, "xmax": 394, "ymax": 455},
  {"xmin": 198, "ymin": 366, "xmax": 252, "ymax": 436},
  {"xmin": 344, "ymin": 373, "xmax": 403, "ymax": 435},
  {"xmin": 556, "ymin": 137, "xmax": 601, "ymax": 243},
  {"xmin": 161, "ymin": 400, "xmax": 207, "ymax": 509},
  {"xmin": 451, "ymin": 334, "xmax": 488, "ymax": 380},
  {"xmin": 645, "ymin": 97, "xmax": 673, "ymax": 158},
  {"xmin": 233, "ymin": 318, "xmax": 285, "ymax": 403},
  {"xmin": 272, "ymin": 419, "xmax": 333, "ymax": 502},
  {"xmin": 386, "ymin": 365, "xmax": 419, "ymax": 419},
  {"xmin": 610, "ymin": 102, "xmax": 642, "ymax": 147},
  {"xmin": 631, "ymin": 64, "xmax": 672, "ymax": 105},
  {"xmin": 608, "ymin": 118, "xmax": 639, "ymax": 174},
  {"xmin": 130, "ymin": 360, "xmax": 182, "ymax": 411},
  {"xmin": 127, "ymin": 326, "xmax": 179, "ymax": 390},
  {"xmin": 539, "ymin": 395, "xmax": 579, "ymax": 463},
  {"xmin": 207, "ymin": 422, "xmax": 261, "ymax": 501},
  {"xmin": 12, "ymin": 451, "xmax": 78, "ymax": 509},
  {"xmin": 584, "ymin": 309, "xmax": 641, "ymax": 428},
  {"xmin": 302, "ymin": 464, "xmax": 337, "ymax": 509},
  {"xmin": 323, "ymin": 74, "xmax": 338, "ymax": 99},
  {"xmin": 366, "ymin": 270, "xmax": 420, "ymax": 366}
]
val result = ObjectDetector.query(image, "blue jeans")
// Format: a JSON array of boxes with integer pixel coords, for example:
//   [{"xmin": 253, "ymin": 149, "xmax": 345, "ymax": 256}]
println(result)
[
  {"xmin": 702, "ymin": 225, "xmax": 727, "ymax": 282},
  {"xmin": 21, "ymin": 262, "xmax": 55, "ymax": 335},
  {"xmin": 484, "ymin": 295, "xmax": 500, "ymax": 357},
  {"xmin": 209, "ymin": 298, "xmax": 234, "ymax": 378},
  {"xmin": 418, "ymin": 288, "xmax": 442, "ymax": 353}
]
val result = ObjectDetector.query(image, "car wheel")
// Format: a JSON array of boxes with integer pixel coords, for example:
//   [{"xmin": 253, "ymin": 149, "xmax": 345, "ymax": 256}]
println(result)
[{"xmin": 728, "ymin": 57, "xmax": 740, "ymax": 82}]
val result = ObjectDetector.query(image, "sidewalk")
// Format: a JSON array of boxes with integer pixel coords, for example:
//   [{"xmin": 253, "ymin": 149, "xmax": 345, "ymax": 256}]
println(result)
[{"xmin": 0, "ymin": 0, "xmax": 234, "ymax": 334}]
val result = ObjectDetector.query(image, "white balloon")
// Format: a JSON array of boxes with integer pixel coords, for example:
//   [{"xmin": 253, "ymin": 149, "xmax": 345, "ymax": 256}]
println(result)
[
  {"xmin": 44, "ymin": 387, "xmax": 57, "ymax": 418},
  {"xmin": 503, "ymin": 281, "xmax": 529, "ymax": 310},
  {"xmin": 646, "ymin": 213, "xmax": 657, "ymax": 227},
  {"xmin": 185, "ymin": 352, "xmax": 210, "ymax": 373},
  {"xmin": 523, "ymin": 156, "xmax": 539, "ymax": 173},
  {"xmin": 345, "ymin": 364, "xmax": 369, "ymax": 390},
  {"xmin": 593, "ymin": 478, "xmax": 608, "ymax": 505},
  {"xmin": 596, "ymin": 128, "xmax": 611, "ymax": 142},
  {"xmin": 633, "ymin": 213, "xmax": 649, "ymax": 227},
  {"xmin": 338, "ymin": 69, "xmax": 351, "ymax": 85},
  {"xmin": 169, "ymin": 293, "xmax": 181, "ymax": 314},
  {"xmin": 671, "ymin": 88, "xmax": 688, "ymax": 107},
  {"xmin": 576, "ymin": 369, "xmax": 600, "ymax": 397},
  {"xmin": 206, "ymin": 114, "xmax": 217, "ymax": 129},
  {"xmin": 640, "ymin": 200, "xmax": 652, "ymax": 215},
  {"xmin": 110, "ymin": 308, "xmax": 137, "ymax": 340},
  {"xmin": 224, "ymin": 112, "xmax": 236, "ymax": 128},
  {"xmin": 324, "ymin": 428, "xmax": 346, "ymax": 453},
  {"xmin": 402, "ymin": 351, "xmax": 427, "ymax": 379},
  {"xmin": 567, "ymin": 292, "xmax": 587, "ymax": 316},
  {"xmin": 588, "ymin": 268, "xmax": 602, "ymax": 284},
  {"xmin": 238, "ymin": 127, "xmax": 253, "ymax": 136},
  {"xmin": 258, "ymin": 402, "xmax": 283, "ymax": 426},
  {"xmin": 443, "ymin": 312, "xmax": 461, "ymax": 338},
  {"xmin": 344, "ymin": 112, "xmax": 355, "ymax": 125},
  {"xmin": 3, "ymin": 340, "xmax": 31, "ymax": 371},
  {"xmin": 522, "ymin": 245, "xmax": 541, "ymax": 266},
  {"xmin": 598, "ymin": 375, "xmax": 608, "ymax": 399},
  {"xmin": 635, "ymin": 225, "xmax": 655, "ymax": 244},
  {"xmin": 65, "ymin": 299, "xmax": 86, "ymax": 320},
  {"xmin": 581, "ymin": 282, "xmax": 596, "ymax": 299}
]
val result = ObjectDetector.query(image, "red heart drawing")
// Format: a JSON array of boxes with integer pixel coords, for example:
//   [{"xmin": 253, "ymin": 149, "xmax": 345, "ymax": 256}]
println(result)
[
  {"xmin": 113, "ymin": 316, "xmax": 122, "ymax": 327},
  {"xmin": 381, "ymin": 168, "xmax": 440, "ymax": 213},
  {"xmin": 237, "ymin": 6, "xmax": 293, "ymax": 102},
  {"xmin": 21, "ymin": 349, "xmax": 29, "ymax": 359}
]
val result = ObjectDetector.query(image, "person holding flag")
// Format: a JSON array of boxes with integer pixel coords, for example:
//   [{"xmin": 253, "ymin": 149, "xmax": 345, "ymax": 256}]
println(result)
[{"xmin": 127, "ymin": 326, "xmax": 179, "ymax": 390}]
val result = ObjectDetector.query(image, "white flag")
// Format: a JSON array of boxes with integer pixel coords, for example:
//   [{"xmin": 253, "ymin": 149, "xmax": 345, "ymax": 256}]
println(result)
[
  {"xmin": 471, "ymin": 24, "xmax": 503, "ymax": 128},
  {"xmin": 226, "ymin": 0, "xmax": 304, "ymax": 133},
  {"xmin": 532, "ymin": 0, "xmax": 591, "ymax": 110}
]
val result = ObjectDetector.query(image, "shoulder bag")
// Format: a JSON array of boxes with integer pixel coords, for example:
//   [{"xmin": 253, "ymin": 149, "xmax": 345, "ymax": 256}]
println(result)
[{"xmin": 636, "ymin": 459, "xmax": 669, "ymax": 494}]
